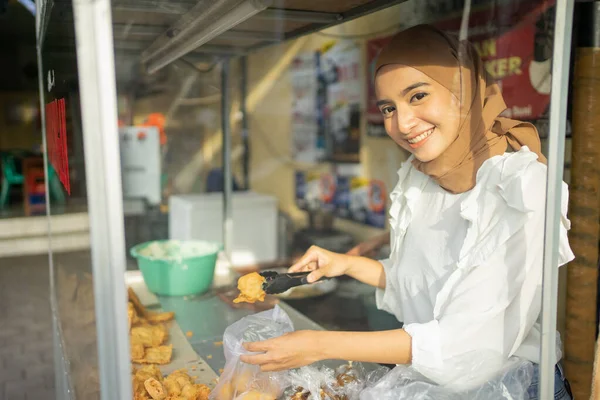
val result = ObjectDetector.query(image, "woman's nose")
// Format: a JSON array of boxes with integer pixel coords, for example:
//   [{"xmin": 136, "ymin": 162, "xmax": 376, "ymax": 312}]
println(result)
[{"xmin": 396, "ymin": 105, "xmax": 417, "ymax": 135}]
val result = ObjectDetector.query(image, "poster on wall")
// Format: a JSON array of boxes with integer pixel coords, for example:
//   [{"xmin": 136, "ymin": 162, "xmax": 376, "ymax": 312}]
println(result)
[
  {"xmin": 365, "ymin": 0, "xmax": 555, "ymax": 137},
  {"xmin": 294, "ymin": 170, "xmax": 387, "ymax": 229},
  {"xmin": 365, "ymin": 36, "xmax": 394, "ymax": 138},
  {"xmin": 318, "ymin": 40, "xmax": 363, "ymax": 162},
  {"xmin": 290, "ymin": 52, "xmax": 323, "ymax": 163}
]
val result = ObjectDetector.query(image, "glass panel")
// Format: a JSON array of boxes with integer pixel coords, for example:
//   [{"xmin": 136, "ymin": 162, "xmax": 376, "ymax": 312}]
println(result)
[
  {"xmin": 46, "ymin": 0, "xmax": 572, "ymax": 398},
  {"xmin": 40, "ymin": 0, "xmax": 99, "ymax": 398}
]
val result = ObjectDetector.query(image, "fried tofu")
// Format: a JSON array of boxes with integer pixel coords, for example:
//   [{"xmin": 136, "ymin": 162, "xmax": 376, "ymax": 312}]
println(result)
[
  {"xmin": 131, "ymin": 325, "xmax": 169, "ymax": 348},
  {"xmin": 136, "ymin": 345, "xmax": 173, "ymax": 365},
  {"xmin": 131, "ymin": 341, "xmax": 146, "ymax": 360}
]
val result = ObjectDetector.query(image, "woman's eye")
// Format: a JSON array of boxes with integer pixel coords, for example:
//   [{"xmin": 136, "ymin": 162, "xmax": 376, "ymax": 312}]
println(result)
[
  {"xmin": 411, "ymin": 92, "xmax": 428, "ymax": 102},
  {"xmin": 381, "ymin": 106, "xmax": 395, "ymax": 116}
]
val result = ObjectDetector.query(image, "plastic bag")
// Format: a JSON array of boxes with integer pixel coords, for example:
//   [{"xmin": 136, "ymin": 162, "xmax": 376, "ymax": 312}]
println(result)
[
  {"xmin": 359, "ymin": 356, "xmax": 534, "ymax": 400},
  {"xmin": 210, "ymin": 305, "xmax": 294, "ymax": 400},
  {"xmin": 283, "ymin": 362, "xmax": 390, "ymax": 400}
]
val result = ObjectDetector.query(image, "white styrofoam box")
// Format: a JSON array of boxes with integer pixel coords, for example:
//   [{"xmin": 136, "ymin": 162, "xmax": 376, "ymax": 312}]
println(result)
[{"xmin": 169, "ymin": 192, "xmax": 278, "ymax": 265}]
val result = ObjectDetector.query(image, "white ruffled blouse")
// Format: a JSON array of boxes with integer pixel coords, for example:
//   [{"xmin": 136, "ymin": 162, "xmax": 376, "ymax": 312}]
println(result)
[{"xmin": 376, "ymin": 146, "xmax": 575, "ymax": 388}]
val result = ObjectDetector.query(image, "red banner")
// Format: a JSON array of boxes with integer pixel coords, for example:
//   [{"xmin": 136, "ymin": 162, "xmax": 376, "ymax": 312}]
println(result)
[
  {"xmin": 366, "ymin": 0, "xmax": 555, "ymax": 137},
  {"xmin": 45, "ymin": 98, "xmax": 70, "ymax": 195}
]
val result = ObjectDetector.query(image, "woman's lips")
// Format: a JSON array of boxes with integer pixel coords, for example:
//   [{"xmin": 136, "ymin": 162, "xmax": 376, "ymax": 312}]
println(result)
[{"xmin": 407, "ymin": 128, "xmax": 434, "ymax": 149}]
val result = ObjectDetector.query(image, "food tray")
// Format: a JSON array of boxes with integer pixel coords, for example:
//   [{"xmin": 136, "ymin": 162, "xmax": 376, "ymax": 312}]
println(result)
[{"xmin": 125, "ymin": 271, "xmax": 219, "ymax": 388}]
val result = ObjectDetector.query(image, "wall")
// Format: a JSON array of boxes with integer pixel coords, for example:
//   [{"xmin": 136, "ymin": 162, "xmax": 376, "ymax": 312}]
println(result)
[{"xmin": 245, "ymin": 4, "xmax": 413, "ymax": 241}]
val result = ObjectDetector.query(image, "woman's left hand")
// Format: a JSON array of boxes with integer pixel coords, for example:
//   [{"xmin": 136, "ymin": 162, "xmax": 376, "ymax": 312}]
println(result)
[{"xmin": 240, "ymin": 330, "xmax": 324, "ymax": 372}]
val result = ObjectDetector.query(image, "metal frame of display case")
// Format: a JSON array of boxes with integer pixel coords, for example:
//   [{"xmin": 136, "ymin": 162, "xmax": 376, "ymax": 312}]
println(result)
[{"xmin": 35, "ymin": 0, "xmax": 575, "ymax": 398}]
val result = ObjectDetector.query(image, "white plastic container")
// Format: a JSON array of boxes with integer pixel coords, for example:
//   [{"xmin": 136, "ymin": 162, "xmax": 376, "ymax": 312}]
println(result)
[{"xmin": 168, "ymin": 192, "xmax": 278, "ymax": 265}]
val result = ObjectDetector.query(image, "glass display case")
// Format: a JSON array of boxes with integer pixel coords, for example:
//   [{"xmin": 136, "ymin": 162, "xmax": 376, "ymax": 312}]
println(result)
[{"xmin": 36, "ymin": 0, "xmax": 575, "ymax": 399}]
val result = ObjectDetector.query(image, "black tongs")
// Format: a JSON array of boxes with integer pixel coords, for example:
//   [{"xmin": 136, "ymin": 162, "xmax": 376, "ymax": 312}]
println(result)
[{"xmin": 259, "ymin": 271, "xmax": 332, "ymax": 295}]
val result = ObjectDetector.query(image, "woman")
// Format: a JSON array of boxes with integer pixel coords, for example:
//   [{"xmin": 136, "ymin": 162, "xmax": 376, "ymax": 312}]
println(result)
[{"xmin": 241, "ymin": 25, "xmax": 574, "ymax": 398}]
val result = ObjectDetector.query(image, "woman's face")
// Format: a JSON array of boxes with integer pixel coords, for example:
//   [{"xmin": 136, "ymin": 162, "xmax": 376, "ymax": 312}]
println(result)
[{"xmin": 375, "ymin": 64, "xmax": 461, "ymax": 162}]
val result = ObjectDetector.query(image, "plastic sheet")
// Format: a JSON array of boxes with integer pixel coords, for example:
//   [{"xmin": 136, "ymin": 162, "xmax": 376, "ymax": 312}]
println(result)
[
  {"xmin": 360, "ymin": 357, "xmax": 535, "ymax": 400},
  {"xmin": 210, "ymin": 305, "xmax": 294, "ymax": 400}
]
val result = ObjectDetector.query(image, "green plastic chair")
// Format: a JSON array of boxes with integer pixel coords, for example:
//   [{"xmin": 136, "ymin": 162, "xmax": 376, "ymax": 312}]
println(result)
[
  {"xmin": 47, "ymin": 163, "xmax": 66, "ymax": 204},
  {"xmin": 0, "ymin": 152, "xmax": 25, "ymax": 209}
]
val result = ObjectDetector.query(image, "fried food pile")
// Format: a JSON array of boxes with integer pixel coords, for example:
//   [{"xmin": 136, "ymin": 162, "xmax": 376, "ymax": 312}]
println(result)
[
  {"xmin": 132, "ymin": 365, "xmax": 211, "ymax": 400},
  {"xmin": 128, "ymin": 289, "xmax": 213, "ymax": 399},
  {"xmin": 233, "ymin": 273, "xmax": 266, "ymax": 304},
  {"xmin": 128, "ymin": 288, "xmax": 175, "ymax": 365}
]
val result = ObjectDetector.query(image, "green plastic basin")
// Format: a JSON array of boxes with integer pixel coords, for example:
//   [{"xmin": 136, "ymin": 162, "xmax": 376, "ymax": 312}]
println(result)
[{"xmin": 130, "ymin": 240, "xmax": 222, "ymax": 297}]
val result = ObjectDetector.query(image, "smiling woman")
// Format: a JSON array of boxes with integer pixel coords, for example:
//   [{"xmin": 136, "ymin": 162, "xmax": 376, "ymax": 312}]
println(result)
[
  {"xmin": 374, "ymin": 24, "xmax": 547, "ymax": 194},
  {"xmin": 241, "ymin": 23, "xmax": 575, "ymax": 399},
  {"xmin": 375, "ymin": 68, "xmax": 461, "ymax": 161}
]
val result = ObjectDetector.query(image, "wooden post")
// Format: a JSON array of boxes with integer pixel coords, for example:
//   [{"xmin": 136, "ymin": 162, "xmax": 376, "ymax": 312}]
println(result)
[{"xmin": 564, "ymin": 3, "xmax": 600, "ymax": 397}]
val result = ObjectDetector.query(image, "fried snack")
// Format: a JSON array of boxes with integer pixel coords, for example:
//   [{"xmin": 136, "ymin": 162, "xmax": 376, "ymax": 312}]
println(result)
[
  {"xmin": 144, "ymin": 377, "xmax": 167, "ymax": 400},
  {"xmin": 216, "ymin": 382, "xmax": 233, "ymax": 400},
  {"xmin": 129, "ymin": 303, "xmax": 135, "ymax": 331},
  {"xmin": 134, "ymin": 367, "xmax": 211, "ymax": 400},
  {"xmin": 163, "ymin": 375, "xmax": 183, "ymax": 396},
  {"xmin": 133, "ymin": 377, "xmax": 148, "ymax": 398},
  {"xmin": 129, "ymin": 287, "xmax": 175, "ymax": 323},
  {"xmin": 233, "ymin": 273, "xmax": 267, "ymax": 304},
  {"xmin": 136, "ymin": 345, "xmax": 173, "ymax": 365},
  {"xmin": 145, "ymin": 310, "xmax": 176, "ymax": 324},
  {"xmin": 196, "ymin": 384, "xmax": 211, "ymax": 400},
  {"xmin": 335, "ymin": 372, "xmax": 356, "ymax": 388},
  {"xmin": 131, "ymin": 341, "xmax": 146, "ymax": 360},
  {"xmin": 181, "ymin": 383, "xmax": 211, "ymax": 400},
  {"xmin": 169, "ymin": 369, "xmax": 193, "ymax": 388},
  {"xmin": 235, "ymin": 391, "xmax": 276, "ymax": 400},
  {"xmin": 134, "ymin": 392, "xmax": 152, "ymax": 400},
  {"xmin": 131, "ymin": 325, "xmax": 169, "ymax": 348},
  {"xmin": 133, "ymin": 366, "xmax": 163, "ymax": 399},
  {"xmin": 290, "ymin": 389, "xmax": 310, "ymax": 400},
  {"xmin": 134, "ymin": 365, "xmax": 163, "ymax": 382},
  {"xmin": 233, "ymin": 369, "xmax": 255, "ymax": 393},
  {"xmin": 129, "ymin": 287, "xmax": 149, "ymax": 316}
]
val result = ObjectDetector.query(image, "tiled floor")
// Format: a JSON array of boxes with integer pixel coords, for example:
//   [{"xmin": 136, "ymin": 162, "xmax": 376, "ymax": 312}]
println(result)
[{"xmin": 0, "ymin": 255, "xmax": 55, "ymax": 400}]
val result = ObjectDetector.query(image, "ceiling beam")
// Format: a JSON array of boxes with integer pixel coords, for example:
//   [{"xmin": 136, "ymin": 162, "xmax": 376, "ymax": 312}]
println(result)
[{"xmin": 257, "ymin": 9, "xmax": 341, "ymax": 23}]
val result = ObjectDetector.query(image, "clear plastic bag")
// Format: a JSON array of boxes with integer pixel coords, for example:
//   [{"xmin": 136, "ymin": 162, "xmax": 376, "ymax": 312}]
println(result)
[
  {"xmin": 283, "ymin": 362, "xmax": 390, "ymax": 400},
  {"xmin": 359, "ymin": 357, "xmax": 535, "ymax": 400},
  {"xmin": 210, "ymin": 305, "xmax": 294, "ymax": 400}
]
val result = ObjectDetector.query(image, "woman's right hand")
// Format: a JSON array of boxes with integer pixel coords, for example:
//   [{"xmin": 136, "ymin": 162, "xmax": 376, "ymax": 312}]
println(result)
[{"xmin": 288, "ymin": 246, "xmax": 351, "ymax": 283}]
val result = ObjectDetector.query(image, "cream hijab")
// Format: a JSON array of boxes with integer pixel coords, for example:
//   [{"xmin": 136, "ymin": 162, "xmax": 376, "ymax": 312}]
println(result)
[{"xmin": 375, "ymin": 24, "xmax": 546, "ymax": 194}]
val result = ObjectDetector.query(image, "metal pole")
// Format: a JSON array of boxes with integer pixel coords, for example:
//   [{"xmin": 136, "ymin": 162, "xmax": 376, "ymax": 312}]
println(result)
[
  {"xmin": 221, "ymin": 58, "xmax": 233, "ymax": 258},
  {"xmin": 539, "ymin": 0, "xmax": 575, "ymax": 398},
  {"xmin": 71, "ymin": 0, "xmax": 132, "ymax": 398},
  {"xmin": 240, "ymin": 56, "xmax": 249, "ymax": 190}
]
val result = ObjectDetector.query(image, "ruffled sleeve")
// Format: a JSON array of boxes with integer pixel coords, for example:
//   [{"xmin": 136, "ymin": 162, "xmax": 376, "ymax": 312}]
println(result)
[
  {"xmin": 376, "ymin": 156, "xmax": 429, "ymax": 320},
  {"xmin": 403, "ymin": 147, "xmax": 574, "ymax": 388}
]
